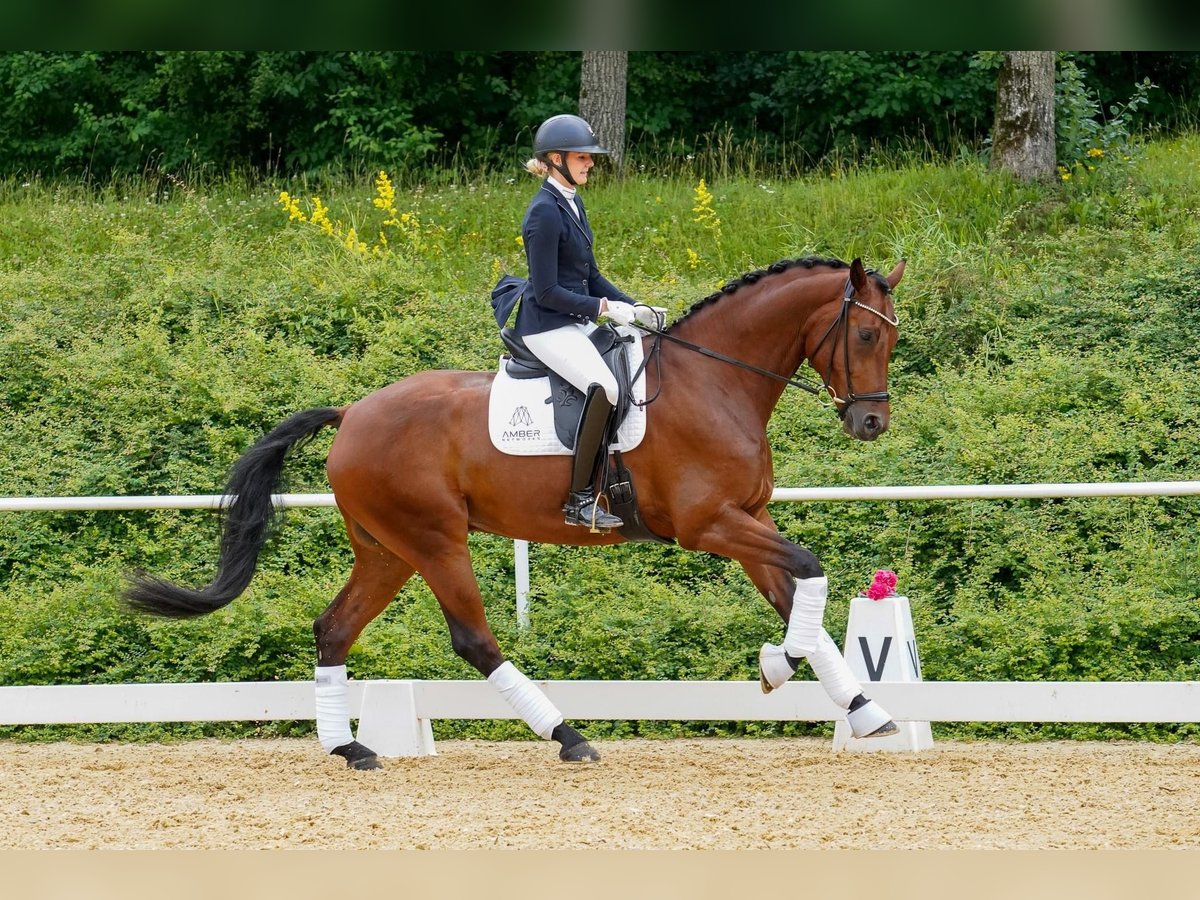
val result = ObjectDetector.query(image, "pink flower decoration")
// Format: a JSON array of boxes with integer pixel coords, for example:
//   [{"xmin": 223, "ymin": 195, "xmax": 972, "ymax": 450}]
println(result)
[{"xmin": 861, "ymin": 569, "xmax": 898, "ymax": 600}]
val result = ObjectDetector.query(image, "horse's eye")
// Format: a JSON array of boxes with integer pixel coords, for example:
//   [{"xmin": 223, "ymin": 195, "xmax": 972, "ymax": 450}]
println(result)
[{"xmin": 858, "ymin": 329, "xmax": 875, "ymax": 342}]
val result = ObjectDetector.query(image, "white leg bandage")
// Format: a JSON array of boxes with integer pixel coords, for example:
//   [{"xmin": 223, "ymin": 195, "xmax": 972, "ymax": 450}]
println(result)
[
  {"xmin": 488, "ymin": 661, "xmax": 564, "ymax": 740},
  {"xmin": 315, "ymin": 664, "xmax": 355, "ymax": 752},
  {"xmin": 805, "ymin": 628, "xmax": 864, "ymax": 709},
  {"xmin": 781, "ymin": 576, "xmax": 828, "ymax": 657}
]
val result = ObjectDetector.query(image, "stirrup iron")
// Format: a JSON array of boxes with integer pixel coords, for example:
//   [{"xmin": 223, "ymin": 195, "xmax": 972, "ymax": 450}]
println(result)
[{"xmin": 564, "ymin": 489, "xmax": 622, "ymax": 530}]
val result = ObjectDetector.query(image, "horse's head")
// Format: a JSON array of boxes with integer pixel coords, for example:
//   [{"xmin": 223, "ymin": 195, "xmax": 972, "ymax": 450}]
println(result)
[{"xmin": 804, "ymin": 257, "xmax": 904, "ymax": 441}]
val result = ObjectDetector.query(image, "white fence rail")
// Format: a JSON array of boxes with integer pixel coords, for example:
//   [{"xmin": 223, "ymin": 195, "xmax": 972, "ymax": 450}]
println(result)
[
  {"xmin": 2, "ymin": 679, "xmax": 1197, "ymax": 726},
  {"xmin": 3, "ymin": 480, "xmax": 1199, "ymax": 511},
  {"xmin": 7, "ymin": 481, "xmax": 1200, "ymax": 628},
  {"xmin": 1, "ymin": 483, "xmax": 1196, "ymax": 753},
  {"xmin": 2, "ymin": 679, "xmax": 1196, "ymax": 757}
]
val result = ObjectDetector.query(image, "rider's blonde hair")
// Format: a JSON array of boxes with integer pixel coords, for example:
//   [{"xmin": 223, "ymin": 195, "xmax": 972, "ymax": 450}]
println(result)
[{"xmin": 524, "ymin": 157, "xmax": 549, "ymax": 177}]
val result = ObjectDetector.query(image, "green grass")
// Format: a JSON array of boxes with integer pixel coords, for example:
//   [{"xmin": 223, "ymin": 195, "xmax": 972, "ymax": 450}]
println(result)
[{"xmin": 1, "ymin": 134, "xmax": 1198, "ymax": 742}]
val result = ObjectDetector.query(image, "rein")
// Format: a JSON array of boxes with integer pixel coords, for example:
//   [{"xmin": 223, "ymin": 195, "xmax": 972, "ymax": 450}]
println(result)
[
  {"xmin": 631, "ymin": 323, "xmax": 824, "ymax": 402},
  {"xmin": 630, "ymin": 277, "xmax": 897, "ymax": 416}
]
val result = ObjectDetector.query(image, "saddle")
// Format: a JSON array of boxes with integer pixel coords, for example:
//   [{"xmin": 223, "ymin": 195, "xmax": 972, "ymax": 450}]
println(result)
[
  {"xmin": 495, "ymin": 326, "xmax": 672, "ymax": 545},
  {"xmin": 499, "ymin": 325, "xmax": 636, "ymax": 451}
]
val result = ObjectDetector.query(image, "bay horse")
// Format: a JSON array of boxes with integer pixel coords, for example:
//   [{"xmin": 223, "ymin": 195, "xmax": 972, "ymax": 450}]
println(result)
[{"xmin": 126, "ymin": 255, "xmax": 905, "ymax": 769}]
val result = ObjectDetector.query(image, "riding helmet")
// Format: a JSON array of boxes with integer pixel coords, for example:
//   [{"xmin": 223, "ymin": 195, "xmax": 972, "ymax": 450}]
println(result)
[{"xmin": 534, "ymin": 115, "xmax": 609, "ymax": 158}]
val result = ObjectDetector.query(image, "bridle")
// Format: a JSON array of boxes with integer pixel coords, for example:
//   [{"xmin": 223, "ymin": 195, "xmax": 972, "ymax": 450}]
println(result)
[
  {"xmin": 807, "ymin": 276, "xmax": 900, "ymax": 419},
  {"xmin": 630, "ymin": 275, "xmax": 898, "ymax": 419}
]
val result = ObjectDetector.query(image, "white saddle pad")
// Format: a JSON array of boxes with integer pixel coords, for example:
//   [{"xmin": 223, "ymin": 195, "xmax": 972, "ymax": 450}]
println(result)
[{"xmin": 488, "ymin": 325, "xmax": 648, "ymax": 456}]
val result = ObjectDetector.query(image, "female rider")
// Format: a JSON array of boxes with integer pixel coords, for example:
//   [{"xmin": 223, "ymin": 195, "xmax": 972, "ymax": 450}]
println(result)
[{"xmin": 515, "ymin": 114, "xmax": 660, "ymax": 529}]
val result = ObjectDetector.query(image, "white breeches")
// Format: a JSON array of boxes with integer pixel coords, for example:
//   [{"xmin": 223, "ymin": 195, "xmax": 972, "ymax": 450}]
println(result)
[{"xmin": 523, "ymin": 324, "xmax": 620, "ymax": 405}]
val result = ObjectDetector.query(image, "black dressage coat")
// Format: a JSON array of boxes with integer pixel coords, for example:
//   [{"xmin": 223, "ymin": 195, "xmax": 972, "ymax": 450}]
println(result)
[{"xmin": 511, "ymin": 181, "xmax": 633, "ymax": 337}]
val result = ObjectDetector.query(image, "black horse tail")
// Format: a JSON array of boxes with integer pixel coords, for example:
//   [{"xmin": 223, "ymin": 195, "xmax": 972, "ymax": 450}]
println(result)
[{"xmin": 123, "ymin": 407, "xmax": 343, "ymax": 619}]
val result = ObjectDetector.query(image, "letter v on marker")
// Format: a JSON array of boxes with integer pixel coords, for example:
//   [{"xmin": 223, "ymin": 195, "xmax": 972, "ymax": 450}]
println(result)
[
  {"xmin": 858, "ymin": 635, "xmax": 892, "ymax": 681},
  {"xmin": 907, "ymin": 639, "xmax": 922, "ymax": 679}
]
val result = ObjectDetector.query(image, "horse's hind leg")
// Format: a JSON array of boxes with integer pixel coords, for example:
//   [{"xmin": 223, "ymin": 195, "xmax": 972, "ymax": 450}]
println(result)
[
  {"xmin": 312, "ymin": 517, "xmax": 416, "ymax": 770},
  {"xmin": 401, "ymin": 536, "xmax": 600, "ymax": 763}
]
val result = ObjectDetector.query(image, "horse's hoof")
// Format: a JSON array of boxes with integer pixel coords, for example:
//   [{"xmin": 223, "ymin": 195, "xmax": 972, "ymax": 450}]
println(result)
[
  {"xmin": 331, "ymin": 740, "xmax": 383, "ymax": 771},
  {"xmin": 846, "ymin": 699, "xmax": 898, "ymax": 739},
  {"xmin": 559, "ymin": 740, "xmax": 601, "ymax": 763},
  {"xmin": 758, "ymin": 642, "xmax": 797, "ymax": 694}
]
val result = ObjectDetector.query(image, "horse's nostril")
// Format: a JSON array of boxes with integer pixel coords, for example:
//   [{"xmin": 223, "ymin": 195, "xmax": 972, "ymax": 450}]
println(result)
[{"xmin": 863, "ymin": 414, "xmax": 882, "ymax": 434}]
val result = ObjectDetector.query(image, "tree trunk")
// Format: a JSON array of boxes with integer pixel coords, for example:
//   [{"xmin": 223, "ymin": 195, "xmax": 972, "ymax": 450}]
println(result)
[
  {"xmin": 579, "ymin": 51, "xmax": 628, "ymax": 173},
  {"xmin": 990, "ymin": 51, "xmax": 1057, "ymax": 181}
]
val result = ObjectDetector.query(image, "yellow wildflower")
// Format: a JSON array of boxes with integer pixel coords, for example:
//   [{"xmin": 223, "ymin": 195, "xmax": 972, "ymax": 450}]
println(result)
[
  {"xmin": 1087, "ymin": 148, "xmax": 1105, "ymax": 158},
  {"xmin": 691, "ymin": 178, "xmax": 721, "ymax": 238},
  {"xmin": 344, "ymin": 227, "xmax": 367, "ymax": 255},
  {"xmin": 515, "ymin": 235, "xmax": 524, "ymax": 248},
  {"xmin": 310, "ymin": 197, "xmax": 334, "ymax": 236},
  {"xmin": 373, "ymin": 171, "xmax": 398, "ymax": 218},
  {"xmin": 686, "ymin": 248, "xmax": 700, "ymax": 270},
  {"xmin": 277, "ymin": 191, "xmax": 307, "ymax": 222},
  {"xmin": 277, "ymin": 169, "xmax": 433, "ymax": 260}
]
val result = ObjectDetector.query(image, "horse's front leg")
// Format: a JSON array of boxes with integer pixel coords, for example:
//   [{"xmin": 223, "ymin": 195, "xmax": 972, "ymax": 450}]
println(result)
[
  {"xmin": 678, "ymin": 505, "xmax": 898, "ymax": 738},
  {"xmin": 742, "ymin": 558, "xmax": 898, "ymax": 738}
]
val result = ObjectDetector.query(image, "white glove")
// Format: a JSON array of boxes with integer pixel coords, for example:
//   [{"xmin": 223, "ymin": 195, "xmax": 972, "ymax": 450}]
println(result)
[
  {"xmin": 633, "ymin": 304, "xmax": 668, "ymax": 328},
  {"xmin": 603, "ymin": 299, "xmax": 637, "ymax": 326}
]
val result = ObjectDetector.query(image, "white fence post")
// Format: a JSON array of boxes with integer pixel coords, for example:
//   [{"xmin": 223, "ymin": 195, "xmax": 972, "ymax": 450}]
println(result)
[
  {"xmin": 355, "ymin": 680, "xmax": 436, "ymax": 757},
  {"xmin": 514, "ymin": 539, "xmax": 530, "ymax": 631}
]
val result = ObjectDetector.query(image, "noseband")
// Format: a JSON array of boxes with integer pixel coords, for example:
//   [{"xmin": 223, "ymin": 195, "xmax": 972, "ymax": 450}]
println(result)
[{"xmin": 808, "ymin": 276, "xmax": 899, "ymax": 419}]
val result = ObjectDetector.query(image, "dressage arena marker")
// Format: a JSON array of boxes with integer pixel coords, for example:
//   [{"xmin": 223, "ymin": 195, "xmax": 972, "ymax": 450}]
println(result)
[{"xmin": 833, "ymin": 594, "xmax": 934, "ymax": 753}]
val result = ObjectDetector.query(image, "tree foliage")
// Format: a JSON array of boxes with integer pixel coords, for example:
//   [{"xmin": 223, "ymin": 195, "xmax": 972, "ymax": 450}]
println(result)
[{"xmin": 0, "ymin": 51, "xmax": 1195, "ymax": 179}]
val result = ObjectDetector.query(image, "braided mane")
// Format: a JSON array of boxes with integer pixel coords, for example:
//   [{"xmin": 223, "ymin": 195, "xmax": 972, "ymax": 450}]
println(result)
[{"xmin": 668, "ymin": 255, "xmax": 886, "ymax": 331}]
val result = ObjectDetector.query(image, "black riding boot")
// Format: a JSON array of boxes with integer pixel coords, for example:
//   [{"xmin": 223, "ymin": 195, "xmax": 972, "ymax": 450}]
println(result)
[{"xmin": 564, "ymin": 383, "xmax": 623, "ymax": 530}]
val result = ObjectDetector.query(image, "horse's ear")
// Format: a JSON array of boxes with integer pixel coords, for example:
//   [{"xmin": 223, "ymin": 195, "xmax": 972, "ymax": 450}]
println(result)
[
  {"xmin": 849, "ymin": 257, "xmax": 868, "ymax": 293},
  {"xmin": 886, "ymin": 258, "xmax": 906, "ymax": 289}
]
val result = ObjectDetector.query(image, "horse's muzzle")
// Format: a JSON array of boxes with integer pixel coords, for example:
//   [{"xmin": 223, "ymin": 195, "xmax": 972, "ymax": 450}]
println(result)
[{"xmin": 843, "ymin": 404, "xmax": 889, "ymax": 441}]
